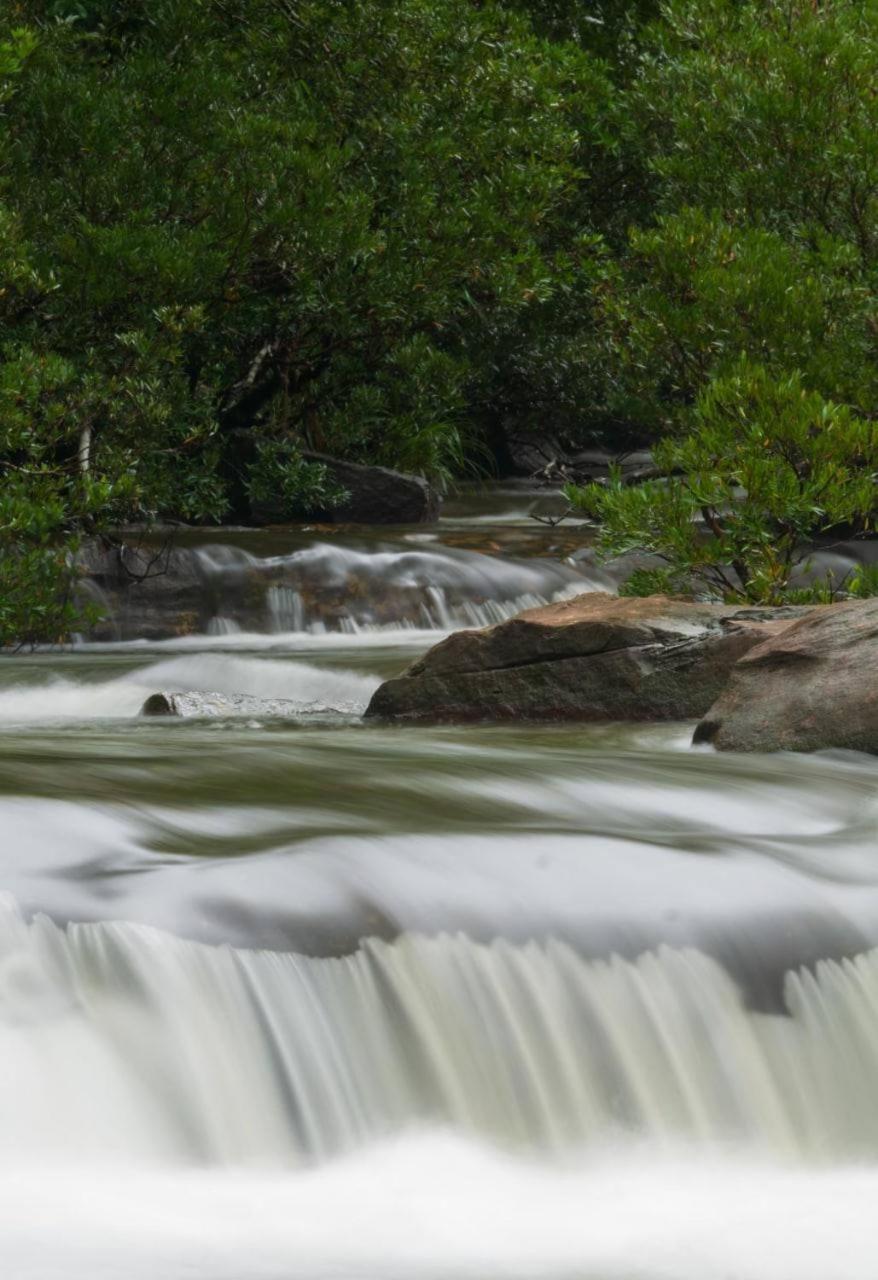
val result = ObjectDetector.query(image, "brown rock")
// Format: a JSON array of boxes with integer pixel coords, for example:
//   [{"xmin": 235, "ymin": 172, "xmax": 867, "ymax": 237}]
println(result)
[
  {"xmin": 694, "ymin": 598, "xmax": 878, "ymax": 753},
  {"xmin": 365, "ymin": 592, "xmax": 809, "ymax": 724}
]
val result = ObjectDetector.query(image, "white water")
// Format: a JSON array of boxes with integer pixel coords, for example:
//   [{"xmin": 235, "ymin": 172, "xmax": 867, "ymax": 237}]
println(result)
[
  {"xmin": 267, "ymin": 579, "xmax": 586, "ymax": 633},
  {"xmin": 0, "ymin": 653, "xmax": 379, "ymax": 723},
  {"xmin": 8, "ymin": 512, "xmax": 878, "ymax": 1278},
  {"xmin": 252, "ymin": 541, "xmax": 590, "ymax": 600},
  {"xmin": 2, "ymin": 897, "xmax": 878, "ymax": 1165},
  {"xmin": 5, "ymin": 1141, "xmax": 878, "ymax": 1280},
  {"xmin": 191, "ymin": 540, "xmax": 604, "ymax": 635},
  {"xmin": 5, "ymin": 896, "xmax": 878, "ymax": 1276},
  {"xmin": 72, "ymin": 625, "xmax": 444, "ymax": 653}
]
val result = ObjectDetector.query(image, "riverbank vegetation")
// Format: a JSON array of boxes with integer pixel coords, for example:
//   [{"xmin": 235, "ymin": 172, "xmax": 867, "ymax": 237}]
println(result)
[
  {"xmin": 1, "ymin": 0, "xmax": 876, "ymax": 638},
  {"xmin": 569, "ymin": 364, "xmax": 878, "ymax": 605}
]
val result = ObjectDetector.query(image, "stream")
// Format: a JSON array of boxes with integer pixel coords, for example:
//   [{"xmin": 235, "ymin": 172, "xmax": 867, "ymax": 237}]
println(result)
[{"xmin": 2, "ymin": 486, "xmax": 878, "ymax": 1278}]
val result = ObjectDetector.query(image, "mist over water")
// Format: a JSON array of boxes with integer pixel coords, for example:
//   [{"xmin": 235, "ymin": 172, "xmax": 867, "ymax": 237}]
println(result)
[
  {"xmin": 2, "ymin": 492, "xmax": 878, "ymax": 1278},
  {"xmin": 9, "ymin": 1143, "xmax": 878, "ymax": 1280}
]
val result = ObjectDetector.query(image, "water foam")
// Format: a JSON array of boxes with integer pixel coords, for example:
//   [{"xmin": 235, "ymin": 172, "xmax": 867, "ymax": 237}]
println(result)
[
  {"xmin": 2, "ymin": 1140, "xmax": 877, "ymax": 1280},
  {"xmin": 0, "ymin": 654, "xmax": 379, "ymax": 724}
]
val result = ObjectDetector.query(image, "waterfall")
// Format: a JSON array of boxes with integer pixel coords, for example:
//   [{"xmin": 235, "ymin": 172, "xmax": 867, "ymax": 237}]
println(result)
[
  {"xmin": 206, "ymin": 617, "xmax": 242, "ymax": 637},
  {"xmin": 266, "ymin": 579, "xmax": 586, "ymax": 634},
  {"xmin": 3, "ymin": 896, "xmax": 878, "ymax": 1167},
  {"xmin": 267, "ymin": 586, "xmax": 307, "ymax": 632}
]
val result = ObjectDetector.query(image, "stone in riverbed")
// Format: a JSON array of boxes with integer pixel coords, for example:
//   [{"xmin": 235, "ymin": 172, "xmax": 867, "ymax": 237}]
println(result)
[
  {"xmin": 227, "ymin": 435, "xmax": 442, "ymax": 525},
  {"xmin": 141, "ymin": 691, "xmax": 301, "ymax": 718},
  {"xmin": 364, "ymin": 592, "xmax": 810, "ymax": 724},
  {"xmin": 694, "ymin": 597, "xmax": 878, "ymax": 754},
  {"xmin": 303, "ymin": 453, "xmax": 440, "ymax": 525}
]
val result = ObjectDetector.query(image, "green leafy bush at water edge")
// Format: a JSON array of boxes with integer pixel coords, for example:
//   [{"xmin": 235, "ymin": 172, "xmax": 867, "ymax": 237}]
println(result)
[{"xmin": 568, "ymin": 363, "xmax": 878, "ymax": 605}]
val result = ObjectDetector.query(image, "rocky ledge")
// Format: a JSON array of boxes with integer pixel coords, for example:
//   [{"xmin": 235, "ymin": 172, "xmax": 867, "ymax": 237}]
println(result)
[{"xmin": 364, "ymin": 592, "xmax": 811, "ymax": 725}]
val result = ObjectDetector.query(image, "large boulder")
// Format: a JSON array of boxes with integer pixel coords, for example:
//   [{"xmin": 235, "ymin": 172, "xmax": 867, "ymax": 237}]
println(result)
[
  {"xmin": 694, "ymin": 598, "xmax": 878, "ymax": 753},
  {"xmin": 303, "ymin": 452, "xmax": 441, "ymax": 525},
  {"xmin": 364, "ymin": 592, "xmax": 810, "ymax": 724},
  {"xmin": 223, "ymin": 433, "xmax": 441, "ymax": 526}
]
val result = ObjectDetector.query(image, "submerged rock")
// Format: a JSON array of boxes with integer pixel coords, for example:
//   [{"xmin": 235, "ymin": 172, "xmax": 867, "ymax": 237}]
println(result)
[
  {"xmin": 364, "ymin": 592, "xmax": 808, "ymax": 724},
  {"xmin": 694, "ymin": 598, "xmax": 878, "ymax": 754},
  {"xmin": 141, "ymin": 690, "xmax": 301, "ymax": 718}
]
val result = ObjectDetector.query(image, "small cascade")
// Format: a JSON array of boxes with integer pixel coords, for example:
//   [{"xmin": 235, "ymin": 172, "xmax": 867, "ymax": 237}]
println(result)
[
  {"xmin": 206, "ymin": 617, "xmax": 242, "ymax": 637},
  {"xmin": 195, "ymin": 540, "xmax": 605, "ymax": 636},
  {"xmin": 265, "ymin": 579, "xmax": 585, "ymax": 635},
  {"xmin": 75, "ymin": 531, "xmax": 607, "ymax": 641},
  {"xmin": 3, "ymin": 898, "xmax": 878, "ymax": 1166},
  {"xmin": 266, "ymin": 587, "xmax": 306, "ymax": 633}
]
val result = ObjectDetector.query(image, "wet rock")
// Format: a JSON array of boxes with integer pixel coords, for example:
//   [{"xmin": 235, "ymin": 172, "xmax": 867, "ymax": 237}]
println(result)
[
  {"xmin": 498, "ymin": 428, "xmax": 655, "ymax": 483},
  {"xmin": 304, "ymin": 453, "xmax": 441, "ymax": 525},
  {"xmin": 76, "ymin": 540, "xmax": 208, "ymax": 641},
  {"xmin": 223, "ymin": 435, "xmax": 441, "ymax": 525},
  {"xmin": 141, "ymin": 690, "xmax": 300, "ymax": 718},
  {"xmin": 364, "ymin": 592, "xmax": 810, "ymax": 724},
  {"xmin": 694, "ymin": 598, "xmax": 878, "ymax": 754}
]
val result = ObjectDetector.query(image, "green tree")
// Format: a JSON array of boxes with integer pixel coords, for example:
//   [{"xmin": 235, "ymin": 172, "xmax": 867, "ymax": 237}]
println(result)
[
  {"xmin": 5, "ymin": 0, "xmax": 589, "ymax": 489},
  {"xmin": 641, "ymin": 0, "xmax": 878, "ymax": 259},
  {"xmin": 569, "ymin": 363, "xmax": 878, "ymax": 604},
  {"xmin": 0, "ymin": 25, "xmax": 111, "ymax": 645},
  {"xmin": 0, "ymin": 0, "xmax": 600, "ymax": 639},
  {"xmin": 597, "ymin": 0, "xmax": 878, "ymax": 433},
  {"xmin": 595, "ymin": 208, "xmax": 877, "ymax": 433}
]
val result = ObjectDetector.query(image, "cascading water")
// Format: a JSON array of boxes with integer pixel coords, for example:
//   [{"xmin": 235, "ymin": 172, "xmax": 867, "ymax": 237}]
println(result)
[
  {"xmin": 5, "ymin": 898, "xmax": 878, "ymax": 1166},
  {"xmin": 0, "ymin": 652, "xmax": 380, "ymax": 722},
  {"xmin": 4, "ymin": 491, "xmax": 878, "ymax": 1279},
  {"xmin": 218, "ymin": 540, "xmax": 604, "ymax": 635}
]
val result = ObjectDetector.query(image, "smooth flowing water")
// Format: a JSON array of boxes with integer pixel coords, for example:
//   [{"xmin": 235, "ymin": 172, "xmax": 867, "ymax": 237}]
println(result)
[{"xmin": 2, "ymin": 488, "xmax": 878, "ymax": 1278}]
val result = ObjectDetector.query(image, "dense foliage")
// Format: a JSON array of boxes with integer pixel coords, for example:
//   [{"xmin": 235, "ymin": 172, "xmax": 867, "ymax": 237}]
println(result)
[
  {"xmin": 1, "ymin": 0, "xmax": 877, "ymax": 637},
  {"xmin": 569, "ymin": 362, "xmax": 878, "ymax": 603}
]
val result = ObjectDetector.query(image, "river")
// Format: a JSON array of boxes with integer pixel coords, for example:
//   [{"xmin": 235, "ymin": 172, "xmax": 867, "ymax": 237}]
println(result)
[{"xmin": 1, "ymin": 486, "xmax": 877, "ymax": 1278}]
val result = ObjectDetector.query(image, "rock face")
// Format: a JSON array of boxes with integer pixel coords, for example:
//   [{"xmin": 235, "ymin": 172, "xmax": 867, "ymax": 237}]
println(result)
[
  {"xmin": 496, "ymin": 428, "xmax": 655, "ymax": 482},
  {"xmin": 76, "ymin": 540, "xmax": 208, "ymax": 641},
  {"xmin": 364, "ymin": 592, "xmax": 810, "ymax": 724},
  {"xmin": 303, "ymin": 452, "xmax": 441, "ymax": 525},
  {"xmin": 694, "ymin": 598, "xmax": 878, "ymax": 753}
]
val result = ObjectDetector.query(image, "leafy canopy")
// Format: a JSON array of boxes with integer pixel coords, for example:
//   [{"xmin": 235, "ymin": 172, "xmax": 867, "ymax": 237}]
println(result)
[{"xmin": 0, "ymin": 0, "xmax": 604, "ymax": 641}]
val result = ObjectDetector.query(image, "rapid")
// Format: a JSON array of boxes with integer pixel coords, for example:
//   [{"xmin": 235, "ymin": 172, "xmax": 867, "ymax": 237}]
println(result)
[{"xmin": 1, "ymin": 486, "xmax": 877, "ymax": 1279}]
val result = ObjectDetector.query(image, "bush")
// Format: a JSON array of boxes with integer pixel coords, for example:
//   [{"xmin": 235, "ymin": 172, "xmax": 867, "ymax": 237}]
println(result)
[
  {"xmin": 568, "ymin": 363, "xmax": 878, "ymax": 604},
  {"xmin": 246, "ymin": 444, "xmax": 348, "ymax": 518}
]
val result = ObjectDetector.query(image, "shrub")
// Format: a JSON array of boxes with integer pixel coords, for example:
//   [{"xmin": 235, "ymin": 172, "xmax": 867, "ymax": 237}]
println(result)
[{"xmin": 568, "ymin": 362, "xmax": 878, "ymax": 604}]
